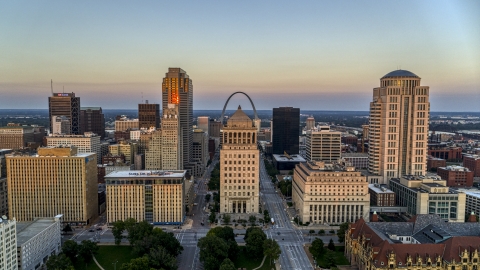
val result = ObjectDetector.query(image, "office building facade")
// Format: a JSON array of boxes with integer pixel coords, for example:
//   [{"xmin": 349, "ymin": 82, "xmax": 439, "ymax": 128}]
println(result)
[
  {"xmin": 305, "ymin": 126, "xmax": 341, "ymax": 162},
  {"xmin": 0, "ymin": 126, "xmax": 34, "ymax": 150},
  {"xmin": 220, "ymin": 106, "xmax": 260, "ymax": 215},
  {"xmin": 80, "ymin": 107, "xmax": 105, "ymax": 139},
  {"xmin": 138, "ymin": 102, "xmax": 160, "ymax": 129},
  {"xmin": 0, "ymin": 218, "xmax": 17, "ymax": 270},
  {"xmin": 272, "ymin": 107, "xmax": 300, "ymax": 155},
  {"xmin": 437, "ymin": 165, "xmax": 474, "ymax": 187},
  {"xmin": 292, "ymin": 161, "xmax": 370, "ymax": 224},
  {"xmin": 162, "ymin": 68, "xmax": 194, "ymax": 174},
  {"xmin": 368, "ymin": 70, "xmax": 430, "ymax": 182},
  {"xmin": 463, "ymin": 154, "xmax": 480, "ymax": 177},
  {"xmin": 51, "ymin": 116, "xmax": 71, "ymax": 135},
  {"xmin": 193, "ymin": 129, "xmax": 209, "ymax": 175},
  {"xmin": 46, "ymin": 132, "xmax": 101, "ymax": 163},
  {"xmin": 105, "ymin": 170, "xmax": 186, "ymax": 224},
  {"xmin": 48, "ymin": 92, "xmax": 80, "ymax": 135},
  {"xmin": 197, "ymin": 116, "xmax": 209, "ymax": 134},
  {"xmin": 6, "ymin": 147, "xmax": 98, "ymax": 224}
]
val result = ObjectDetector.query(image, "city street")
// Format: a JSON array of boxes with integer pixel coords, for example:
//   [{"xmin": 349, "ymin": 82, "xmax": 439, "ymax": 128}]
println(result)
[{"xmin": 260, "ymin": 155, "xmax": 314, "ymax": 270}]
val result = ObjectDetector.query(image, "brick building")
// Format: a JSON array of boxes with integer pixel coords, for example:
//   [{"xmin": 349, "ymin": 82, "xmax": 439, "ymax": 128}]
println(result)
[
  {"xmin": 463, "ymin": 154, "xmax": 480, "ymax": 177},
  {"xmin": 437, "ymin": 165, "xmax": 474, "ymax": 187}
]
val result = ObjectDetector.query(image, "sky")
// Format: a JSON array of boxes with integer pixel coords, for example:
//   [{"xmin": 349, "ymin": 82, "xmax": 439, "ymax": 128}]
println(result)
[{"xmin": 0, "ymin": 1, "xmax": 479, "ymax": 111}]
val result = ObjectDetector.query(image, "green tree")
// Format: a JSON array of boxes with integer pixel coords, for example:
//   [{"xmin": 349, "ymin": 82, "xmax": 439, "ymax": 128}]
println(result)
[
  {"xmin": 197, "ymin": 235, "xmax": 229, "ymax": 270},
  {"xmin": 120, "ymin": 255, "xmax": 151, "ymax": 270},
  {"xmin": 263, "ymin": 210, "xmax": 270, "ymax": 223},
  {"xmin": 46, "ymin": 253, "xmax": 74, "ymax": 270},
  {"xmin": 328, "ymin": 239, "xmax": 336, "ymax": 251},
  {"xmin": 219, "ymin": 258, "xmax": 236, "ymax": 270},
  {"xmin": 112, "ymin": 220, "xmax": 126, "ymax": 245},
  {"xmin": 126, "ymin": 220, "xmax": 153, "ymax": 244},
  {"xmin": 78, "ymin": 240, "xmax": 99, "ymax": 263},
  {"xmin": 209, "ymin": 211, "xmax": 216, "ymax": 224},
  {"xmin": 337, "ymin": 222, "xmax": 349, "ymax": 243},
  {"xmin": 248, "ymin": 215, "xmax": 257, "ymax": 226},
  {"xmin": 309, "ymin": 238, "xmax": 325, "ymax": 260},
  {"xmin": 309, "ymin": 229, "xmax": 315, "ymax": 234},
  {"xmin": 324, "ymin": 249, "xmax": 337, "ymax": 268},
  {"xmin": 223, "ymin": 214, "xmax": 231, "ymax": 224},
  {"xmin": 318, "ymin": 229, "xmax": 325, "ymax": 235},
  {"xmin": 263, "ymin": 239, "xmax": 281, "ymax": 266},
  {"xmin": 61, "ymin": 240, "xmax": 79, "ymax": 262},
  {"xmin": 148, "ymin": 246, "xmax": 178, "ymax": 270},
  {"xmin": 62, "ymin": 224, "xmax": 73, "ymax": 234},
  {"xmin": 245, "ymin": 227, "xmax": 267, "ymax": 259},
  {"xmin": 132, "ymin": 228, "xmax": 183, "ymax": 257},
  {"xmin": 207, "ymin": 226, "xmax": 239, "ymax": 260},
  {"xmin": 205, "ymin": 194, "xmax": 211, "ymax": 202}
]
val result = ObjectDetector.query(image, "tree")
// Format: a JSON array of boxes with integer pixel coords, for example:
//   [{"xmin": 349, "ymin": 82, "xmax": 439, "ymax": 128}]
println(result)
[
  {"xmin": 205, "ymin": 194, "xmax": 211, "ymax": 202},
  {"xmin": 209, "ymin": 211, "xmax": 216, "ymax": 224},
  {"xmin": 309, "ymin": 238, "xmax": 325, "ymax": 260},
  {"xmin": 263, "ymin": 239, "xmax": 281, "ymax": 266},
  {"xmin": 219, "ymin": 258, "xmax": 236, "ymax": 270},
  {"xmin": 112, "ymin": 220, "xmax": 126, "ymax": 245},
  {"xmin": 61, "ymin": 240, "xmax": 79, "ymax": 262},
  {"xmin": 126, "ymin": 220, "xmax": 153, "ymax": 244},
  {"xmin": 132, "ymin": 228, "xmax": 183, "ymax": 257},
  {"xmin": 78, "ymin": 240, "xmax": 99, "ymax": 263},
  {"xmin": 62, "ymin": 224, "xmax": 73, "ymax": 235},
  {"xmin": 263, "ymin": 209, "xmax": 270, "ymax": 222},
  {"xmin": 324, "ymin": 249, "xmax": 337, "ymax": 268},
  {"xmin": 245, "ymin": 227, "xmax": 267, "ymax": 259},
  {"xmin": 309, "ymin": 229, "xmax": 315, "ymax": 235},
  {"xmin": 248, "ymin": 215, "xmax": 257, "ymax": 226},
  {"xmin": 337, "ymin": 222, "xmax": 349, "ymax": 243},
  {"xmin": 318, "ymin": 229, "xmax": 325, "ymax": 235},
  {"xmin": 223, "ymin": 214, "xmax": 231, "ymax": 224},
  {"xmin": 120, "ymin": 255, "xmax": 151, "ymax": 270},
  {"xmin": 328, "ymin": 239, "xmax": 336, "ymax": 251},
  {"xmin": 197, "ymin": 235, "xmax": 229, "ymax": 270},
  {"xmin": 207, "ymin": 226, "xmax": 239, "ymax": 260},
  {"xmin": 148, "ymin": 246, "xmax": 178, "ymax": 270},
  {"xmin": 46, "ymin": 253, "xmax": 74, "ymax": 270}
]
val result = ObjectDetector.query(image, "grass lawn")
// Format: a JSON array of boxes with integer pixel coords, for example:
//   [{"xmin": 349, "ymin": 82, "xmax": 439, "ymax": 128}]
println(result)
[
  {"xmin": 233, "ymin": 246, "xmax": 273, "ymax": 270},
  {"xmin": 73, "ymin": 246, "xmax": 137, "ymax": 270},
  {"xmin": 316, "ymin": 246, "xmax": 350, "ymax": 268}
]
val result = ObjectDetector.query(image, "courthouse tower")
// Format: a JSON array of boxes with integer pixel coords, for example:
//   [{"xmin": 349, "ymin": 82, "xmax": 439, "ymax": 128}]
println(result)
[
  {"xmin": 368, "ymin": 70, "xmax": 430, "ymax": 183},
  {"xmin": 220, "ymin": 106, "xmax": 259, "ymax": 215}
]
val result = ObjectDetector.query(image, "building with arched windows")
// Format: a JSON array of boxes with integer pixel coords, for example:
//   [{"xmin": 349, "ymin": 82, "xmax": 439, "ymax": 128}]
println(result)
[{"xmin": 220, "ymin": 106, "xmax": 259, "ymax": 216}]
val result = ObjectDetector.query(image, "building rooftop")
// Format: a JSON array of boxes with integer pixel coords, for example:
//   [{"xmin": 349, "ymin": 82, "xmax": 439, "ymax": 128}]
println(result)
[
  {"xmin": 368, "ymin": 184, "xmax": 394, "ymax": 194},
  {"xmin": 272, "ymin": 154, "xmax": 306, "ymax": 162},
  {"xmin": 16, "ymin": 218, "xmax": 59, "ymax": 246},
  {"xmin": 439, "ymin": 165, "xmax": 471, "ymax": 172},
  {"xmin": 81, "ymin": 107, "xmax": 102, "ymax": 110},
  {"xmin": 381, "ymin": 69, "xmax": 419, "ymax": 79},
  {"xmin": 105, "ymin": 170, "xmax": 187, "ymax": 178},
  {"xmin": 0, "ymin": 126, "xmax": 34, "ymax": 129},
  {"xmin": 342, "ymin": 153, "xmax": 368, "ymax": 158}
]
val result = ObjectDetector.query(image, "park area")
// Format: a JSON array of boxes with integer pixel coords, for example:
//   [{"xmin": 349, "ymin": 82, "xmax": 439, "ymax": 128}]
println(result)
[{"xmin": 73, "ymin": 246, "xmax": 136, "ymax": 270}]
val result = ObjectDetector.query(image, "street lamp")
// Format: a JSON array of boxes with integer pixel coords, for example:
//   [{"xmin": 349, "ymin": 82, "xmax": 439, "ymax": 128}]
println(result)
[{"xmin": 112, "ymin": 260, "xmax": 118, "ymax": 270}]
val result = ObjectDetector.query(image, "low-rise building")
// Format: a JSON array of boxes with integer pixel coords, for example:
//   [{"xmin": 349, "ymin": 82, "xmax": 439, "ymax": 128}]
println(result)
[
  {"xmin": 368, "ymin": 184, "xmax": 395, "ymax": 206},
  {"xmin": 389, "ymin": 176, "xmax": 466, "ymax": 222},
  {"xmin": 437, "ymin": 165, "xmax": 474, "ymax": 187},
  {"xmin": 0, "ymin": 218, "xmax": 17, "ymax": 270},
  {"xmin": 345, "ymin": 214, "xmax": 480, "ymax": 270},
  {"xmin": 463, "ymin": 154, "xmax": 480, "ymax": 177},
  {"xmin": 427, "ymin": 156, "xmax": 446, "ymax": 171},
  {"xmin": 16, "ymin": 216, "xmax": 62, "ymax": 270},
  {"xmin": 46, "ymin": 132, "xmax": 101, "ymax": 163},
  {"xmin": 293, "ymin": 161, "xmax": 370, "ymax": 224},
  {"xmin": 305, "ymin": 126, "xmax": 341, "ymax": 162},
  {"xmin": 272, "ymin": 153, "xmax": 306, "ymax": 172},
  {"xmin": 115, "ymin": 118, "xmax": 139, "ymax": 132},
  {"xmin": 454, "ymin": 188, "xmax": 480, "ymax": 222},
  {"xmin": 342, "ymin": 153, "xmax": 368, "ymax": 170},
  {"xmin": 0, "ymin": 126, "xmax": 34, "ymax": 150},
  {"xmin": 105, "ymin": 170, "xmax": 186, "ymax": 225}
]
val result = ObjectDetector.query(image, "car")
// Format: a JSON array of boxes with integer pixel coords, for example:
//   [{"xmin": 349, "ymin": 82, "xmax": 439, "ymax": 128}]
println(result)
[
  {"xmin": 200, "ymin": 222, "xmax": 204, "ymax": 226},
  {"xmin": 277, "ymin": 232, "xmax": 281, "ymax": 235},
  {"xmin": 89, "ymin": 229, "xmax": 94, "ymax": 232},
  {"xmin": 96, "ymin": 227, "xmax": 102, "ymax": 231}
]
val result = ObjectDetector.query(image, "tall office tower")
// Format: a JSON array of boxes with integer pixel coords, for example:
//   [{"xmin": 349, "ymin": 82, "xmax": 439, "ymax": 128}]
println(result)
[
  {"xmin": 138, "ymin": 101, "xmax": 160, "ymax": 129},
  {"xmin": 145, "ymin": 130, "xmax": 162, "ymax": 170},
  {"xmin": 193, "ymin": 129, "xmax": 209, "ymax": 175},
  {"xmin": 306, "ymin": 116, "xmax": 315, "ymax": 131},
  {"xmin": 305, "ymin": 126, "xmax": 341, "ymax": 162},
  {"xmin": 46, "ymin": 132, "xmax": 102, "ymax": 163},
  {"xmin": 48, "ymin": 92, "xmax": 80, "ymax": 135},
  {"xmin": 161, "ymin": 104, "xmax": 182, "ymax": 170},
  {"xmin": 220, "ymin": 106, "xmax": 259, "ymax": 215},
  {"xmin": 0, "ymin": 218, "xmax": 17, "ymax": 270},
  {"xmin": 52, "ymin": 116, "xmax": 71, "ymax": 135},
  {"xmin": 6, "ymin": 146, "xmax": 98, "ymax": 224},
  {"xmin": 197, "ymin": 116, "xmax": 209, "ymax": 134},
  {"xmin": 109, "ymin": 141, "xmax": 137, "ymax": 164},
  {"xmin": 368, "ymin": 70, "xmax": 430, "ymax": 182},
  {"xmin": 209, "ymin": 119, "xmax": 222, "ymax": 138},
  {"xmin": 272, "ymin": 107, "xmax": 300, "ymax": 155},
  {"xmin": 80, "ymin": 107, "xmax": 105, "ymax": 139},
  {"xmin": 162, "ymin": 68, "xmax": 194, "ymax": 174}
]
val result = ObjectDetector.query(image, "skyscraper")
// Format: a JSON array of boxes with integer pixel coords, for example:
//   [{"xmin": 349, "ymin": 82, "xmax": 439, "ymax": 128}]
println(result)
[
  {"xmin": 80, "ymin": 107, "xmax": 105, "ymax": 138},
  {"xmin": 368, "ymin": 70, "xmax": 430, "ymax": 183},
  {"xmin": 220, "ymin": 106, "xmax": 259, "ymax": 215},
  {"xmin": 272, "ymin": 107, "xmax": 300, "ymax": 155},
  {"xmin": 138, "ymin": 101, "xmax": 160, "ymax": 129},
  {"xmin": 162, "ymin": 68, "xmax": 194, "ymax": 175},
  {"xmin": 48, "ymin": 92, "xmax": 80, "ymax": 135},
  {"xmin": 197, "ymin": 116, "xmax": 209, "ymax": 134}
]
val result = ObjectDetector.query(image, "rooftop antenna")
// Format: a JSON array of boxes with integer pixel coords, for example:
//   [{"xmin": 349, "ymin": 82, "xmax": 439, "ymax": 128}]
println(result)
[
  {"xmin": 142, "ymin": 92, "xmax": 144, "ymax": 103},
  {"xmin": 63, "ymin": 85, "xmax": 64, "ymax": 93},
  {"xmin": 51, "ymin": 79, "xmax": 53, "ymax": 95}
]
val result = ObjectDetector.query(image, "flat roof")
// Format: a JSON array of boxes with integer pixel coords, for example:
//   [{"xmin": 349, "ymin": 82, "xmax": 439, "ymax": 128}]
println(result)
[
  {"xmin": 368, "ymin": 184, "xmax": 394, "ymax": 194},
  {"xmin": 272, "ymin": 154, "xmax": 306, "ymax": 162},
  {"xmin": 16, "ymin": 218, "xmax": 58, "ymax": 246},
  {"xmin": 342, "ymin": 153, "xmax": 368, "ymax": 158},
  {"xmin": 105, "ymin": 170, "xmax": 186, "ymax": 178}
]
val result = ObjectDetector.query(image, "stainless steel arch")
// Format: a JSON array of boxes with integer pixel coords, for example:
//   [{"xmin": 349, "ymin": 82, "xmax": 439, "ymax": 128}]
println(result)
[{"xmin": 220, "ymin": 92, "xmax": 258, "ymax": 124}]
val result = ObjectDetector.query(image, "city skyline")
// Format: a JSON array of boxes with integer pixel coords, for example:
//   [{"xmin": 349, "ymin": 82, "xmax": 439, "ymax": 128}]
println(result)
[{"xmin": 1, "ymin": 1, "xmax": 479, "ymax": 111}]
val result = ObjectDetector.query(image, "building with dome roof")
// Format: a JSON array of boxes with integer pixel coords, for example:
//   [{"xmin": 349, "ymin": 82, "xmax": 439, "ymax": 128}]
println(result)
[
  {"xmin": 220, "ymin": 105, "xmax": 260, "ymax": 216},
  {"xmin": 368, "ymin": 70, "xmax": 430, "ymax": 183}
]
